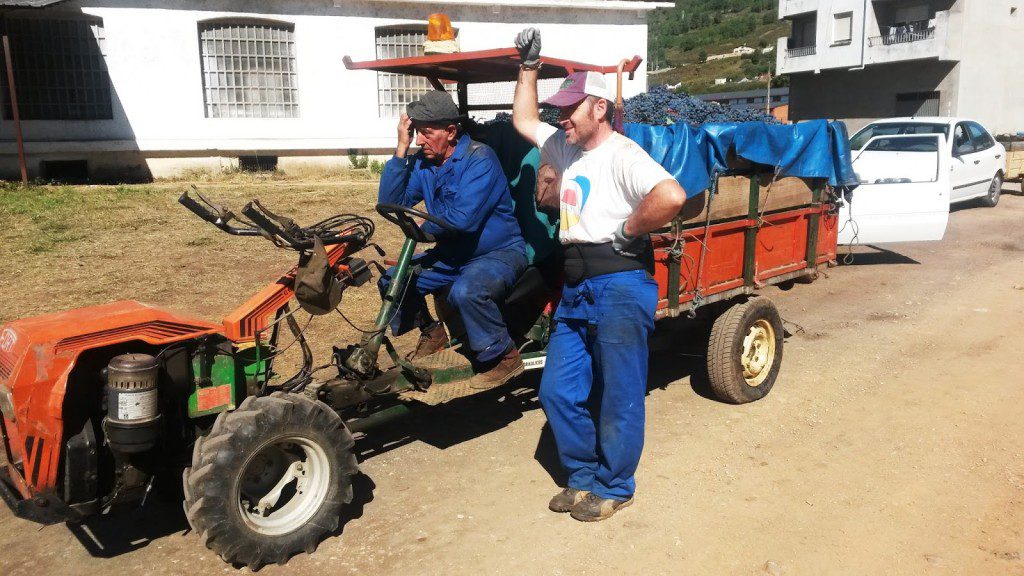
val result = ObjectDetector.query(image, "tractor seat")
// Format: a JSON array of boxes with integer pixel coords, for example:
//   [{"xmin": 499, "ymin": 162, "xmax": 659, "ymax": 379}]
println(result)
[{"xmin": 503, "ymin": 265, "xmax": 547, "ymax": 310}]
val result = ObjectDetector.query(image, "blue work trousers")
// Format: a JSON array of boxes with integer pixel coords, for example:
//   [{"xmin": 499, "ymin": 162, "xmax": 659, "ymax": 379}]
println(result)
[
  {"xmin": 378, "ymin": 244, "xmax": 528, "ymax": 363},
  {"xmin": 538, "ymin": 269, "xmax": 659, "ymax": 500}
]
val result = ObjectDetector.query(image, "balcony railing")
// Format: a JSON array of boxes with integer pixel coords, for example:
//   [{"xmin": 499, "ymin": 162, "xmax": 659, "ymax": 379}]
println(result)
[
  {"xmin": 786, "ymin": 45, "xmax": 816, "ymax": 58},
  {"xmin": 868, "ymin": 21, "xmax": 936, "ymax": 47}
]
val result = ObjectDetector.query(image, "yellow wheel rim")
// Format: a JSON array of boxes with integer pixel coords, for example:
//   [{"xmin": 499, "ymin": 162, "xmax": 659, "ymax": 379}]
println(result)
[{"xmin": 741, "ymin": 319, "xmax": 776, "ymax": 387}]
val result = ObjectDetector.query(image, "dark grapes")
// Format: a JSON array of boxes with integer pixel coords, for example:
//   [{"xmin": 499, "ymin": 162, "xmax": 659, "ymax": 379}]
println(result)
[{"xmin": 623, "ymin": 84, "xmax": 779, "ymax": 126}]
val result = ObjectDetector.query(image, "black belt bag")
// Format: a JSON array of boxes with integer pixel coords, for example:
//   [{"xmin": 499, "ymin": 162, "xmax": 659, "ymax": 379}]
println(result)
[{"xmin": 562, "ymin": 241, "xmax": 650, "ymax": 285}]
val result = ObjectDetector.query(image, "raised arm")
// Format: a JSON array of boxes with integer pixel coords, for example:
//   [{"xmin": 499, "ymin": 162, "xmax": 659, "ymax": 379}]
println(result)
[
  {"xmin": 378, "ymin": 113, "xmax": 424, "ymax": 206},
  {"xmin": 512, "ymin": 28, "xmax": 542, "ymax": 146}
]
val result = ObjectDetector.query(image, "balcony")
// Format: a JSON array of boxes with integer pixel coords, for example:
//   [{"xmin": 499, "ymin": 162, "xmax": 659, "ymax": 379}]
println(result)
[
  {"xmin": 864, "ymin": 10, "xmax": 960, "ymax": 65},
  {"xmin": 867, "ymin": 20, "xmax": 935, "ymax": 47},
  {"xmin": 786, "ymin": 45, "xmax": 816, "ymax": 57},
  {"xmin": 778, "ymin": 0, "xmax": 817, "ymax": 19},
  {"xmin": 775, "ymin": 36, "xmax": 817, "ymax": 75}
]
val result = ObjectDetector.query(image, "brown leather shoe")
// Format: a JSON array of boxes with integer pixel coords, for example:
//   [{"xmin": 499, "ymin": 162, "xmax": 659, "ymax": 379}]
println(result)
[
  {"xmin": 569, "ymin": 492, "xmax": 634, "ymax": 522},
  {"xmin": 548, "ymin": 487, "xmax": 589, "ymax": 513},
  {"xmin": 469, "ymin": 347, "xmax": 524, "ymax": 390},
  {"xmin": 408, "ymin": 322, "xmax": 448, "ymax": 360}
]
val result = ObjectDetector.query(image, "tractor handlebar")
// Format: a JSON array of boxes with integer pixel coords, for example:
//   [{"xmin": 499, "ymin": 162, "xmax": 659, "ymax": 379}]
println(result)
[
  {"xmin": 179, "ymin": 187, "xmax": 375, "ymax": 251},
  {"xmin": 178, "ymin": 187, "xmax": 262, "ymax": 237}
]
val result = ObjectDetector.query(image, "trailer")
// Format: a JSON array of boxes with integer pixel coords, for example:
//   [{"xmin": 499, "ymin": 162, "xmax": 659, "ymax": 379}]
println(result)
[
  {"xmin": 1003, "ymin": 140, "xmax": 1024, "ymax": 182},
  {"xmin": 0, "ymin": 48, "xmax": 919, "ymax": 569}
]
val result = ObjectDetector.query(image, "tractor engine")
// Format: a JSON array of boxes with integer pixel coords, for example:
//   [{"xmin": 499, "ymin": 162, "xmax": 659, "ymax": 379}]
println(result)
[
  {"xmin": 0, "ymin": 301, "xmax": 240, "ymax": 524},
  {"xmin": 103, "ymin": 353, "xmax": 163, "ymax": 454}
]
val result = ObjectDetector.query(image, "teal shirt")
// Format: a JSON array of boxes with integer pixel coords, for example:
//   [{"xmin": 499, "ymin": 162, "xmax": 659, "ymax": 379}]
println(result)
[{"xmin": 478, "ymin": 122, "xmax": 559, "ymax": 265}]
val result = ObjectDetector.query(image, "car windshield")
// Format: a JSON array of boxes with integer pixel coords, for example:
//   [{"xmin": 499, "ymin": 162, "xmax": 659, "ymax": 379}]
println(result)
[{"xmin": 850, "ymin": 122, "xmax": 949, "ymax": 150}]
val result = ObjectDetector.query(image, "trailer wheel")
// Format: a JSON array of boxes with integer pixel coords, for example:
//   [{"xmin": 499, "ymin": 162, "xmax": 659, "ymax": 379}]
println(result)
[
  {"xmin": 183, "ymin": 392, "xmax": 357, "ymax": 570},
  {"xmin": 706, "ymin": 297, "xmax": 784, "ymax": 404},
  {"xmin": 980, "ymin": 172, "xmax": 1002, "ymax": 208}
]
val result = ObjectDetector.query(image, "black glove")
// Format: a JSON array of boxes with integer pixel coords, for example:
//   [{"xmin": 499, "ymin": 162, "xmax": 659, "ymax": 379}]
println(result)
[
  {"xmin": 514, "ymin": 28, "xmax": 541, "ymax": 67},
  {"xmin": 612, "ymin": 221, "xmax": 645, "ymax": 258}
]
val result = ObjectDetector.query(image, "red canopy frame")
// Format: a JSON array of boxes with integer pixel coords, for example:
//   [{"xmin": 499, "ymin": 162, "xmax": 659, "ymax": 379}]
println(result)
[{"xmin": 343, "ymin": 47, "xmax": 642, "ymax": 114}]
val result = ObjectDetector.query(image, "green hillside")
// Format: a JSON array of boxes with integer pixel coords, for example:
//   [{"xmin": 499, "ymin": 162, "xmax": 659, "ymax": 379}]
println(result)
[{"xmin": 648, "ymin": 0, "xmax": 791, "ymax": 94}]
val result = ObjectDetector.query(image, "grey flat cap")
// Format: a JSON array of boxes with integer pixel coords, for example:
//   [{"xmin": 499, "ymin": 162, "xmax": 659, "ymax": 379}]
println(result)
[{"xmin": 407, "ymin": 90, "xmax": 462, "ymax": 123}]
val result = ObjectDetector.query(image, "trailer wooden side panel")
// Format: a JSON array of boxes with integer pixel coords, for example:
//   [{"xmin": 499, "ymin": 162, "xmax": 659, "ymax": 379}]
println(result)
[{"xmin": 650, "ymin": 176, "xmax": 836, "ymax": 318}]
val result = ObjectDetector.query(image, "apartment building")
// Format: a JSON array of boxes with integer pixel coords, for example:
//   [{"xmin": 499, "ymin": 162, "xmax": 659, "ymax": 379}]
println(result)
[
  {"xmin": 776, "ymin": 0, "xmax": 1024, "ymax": 133},
  {"xmin": 0, "ymin": 0, "xmax": 668, "ymax": 181}
]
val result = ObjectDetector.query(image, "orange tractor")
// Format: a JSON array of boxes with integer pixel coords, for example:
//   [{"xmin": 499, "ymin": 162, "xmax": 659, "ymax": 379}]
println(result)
[{"xmin": 0, "ymin": 48, "xmax": 845, "ymax": 569}]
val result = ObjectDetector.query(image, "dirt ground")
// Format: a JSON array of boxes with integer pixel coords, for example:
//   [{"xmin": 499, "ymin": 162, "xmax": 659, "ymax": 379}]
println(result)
[{"xmin": 1, "ymin": 180, "xmax": 1023, "ymax": 576}]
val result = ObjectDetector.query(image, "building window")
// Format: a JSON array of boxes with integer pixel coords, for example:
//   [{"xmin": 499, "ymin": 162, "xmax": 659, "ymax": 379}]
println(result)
[
  {"xmin": 0, "ymin": 16, "xmax": 111, "ymax": 120},
  {"xmin": 198, "ymin": 20, "xmax": 298, "ymax": 118},
  {"xmin": 375, "ymin": 25, "xmax": 458, "ymax": 118},
  {"xmin": 833, "ymin": 12, "xmax": 853, "ymax": 45}
]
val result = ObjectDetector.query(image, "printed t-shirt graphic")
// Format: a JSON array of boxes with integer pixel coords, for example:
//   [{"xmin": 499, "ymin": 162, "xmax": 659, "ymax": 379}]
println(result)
[{"xmin": 560, "ymin": 175, "xmax": 591, "ymax": 232}]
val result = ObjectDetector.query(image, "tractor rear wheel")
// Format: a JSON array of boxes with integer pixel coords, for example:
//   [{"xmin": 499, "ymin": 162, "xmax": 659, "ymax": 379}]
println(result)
[
  {"xmin": 183, "ymin": 392, "xmax": 357, "ymax": 570},
  {"xmin": 706, "ymin": 297, "xmax": 784, "ymax": 404}
]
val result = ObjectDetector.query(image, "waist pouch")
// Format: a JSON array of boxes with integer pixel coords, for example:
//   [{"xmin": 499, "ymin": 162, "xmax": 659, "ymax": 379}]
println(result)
[{"xmin": 562, "ymin": 242, "xmax": 646, "ymax": 285}]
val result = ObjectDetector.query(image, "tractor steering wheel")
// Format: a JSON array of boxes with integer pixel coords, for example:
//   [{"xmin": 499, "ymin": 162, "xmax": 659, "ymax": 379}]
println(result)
[{"xmin": 375, "ymin": 203, "xmax": 457, "ymax": 243}]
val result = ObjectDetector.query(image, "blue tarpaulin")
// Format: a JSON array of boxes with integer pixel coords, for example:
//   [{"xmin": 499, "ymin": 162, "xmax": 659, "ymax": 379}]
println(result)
[{"xmin": 624, "ymin": 120, "xmax": 858, "ymax": 198}]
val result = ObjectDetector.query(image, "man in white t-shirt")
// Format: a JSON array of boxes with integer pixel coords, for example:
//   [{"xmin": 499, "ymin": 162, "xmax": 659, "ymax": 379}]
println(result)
[{"xmin": 512, "ymin": 28, "xmax": 687, "ymax": 522}]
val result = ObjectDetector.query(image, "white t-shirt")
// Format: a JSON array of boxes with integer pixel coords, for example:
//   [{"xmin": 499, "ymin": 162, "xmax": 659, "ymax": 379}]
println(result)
[{"xmin": 536, "ymin": 123, "xmax": 674, "ymax": 244}]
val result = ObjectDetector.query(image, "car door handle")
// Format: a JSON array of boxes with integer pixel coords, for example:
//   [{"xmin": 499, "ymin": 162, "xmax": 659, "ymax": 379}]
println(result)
[
  {"xmin": 974, "ymin": 160, "xmax": 981, "ymax": 165},
  {"xmin": 996, "ymin": 154, "xmax": 1002, "ymax": 159}
]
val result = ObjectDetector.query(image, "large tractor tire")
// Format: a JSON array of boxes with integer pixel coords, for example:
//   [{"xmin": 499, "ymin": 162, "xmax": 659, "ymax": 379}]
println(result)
[
  {"xmin": 183, "ymin": 392, "xmax": 357, "ymax": 570},
  {"xmin": 706, "ymin": 297, "xmax": 784, "ymax": 404}
]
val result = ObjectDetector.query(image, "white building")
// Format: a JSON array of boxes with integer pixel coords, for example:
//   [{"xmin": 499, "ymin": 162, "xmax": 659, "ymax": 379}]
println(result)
[
  {"xmin": 0, "ymin": 0, "xmax": 668, "ymax": 181},
  {"xmin": 775, "ymin": 0, "xmax": 1024, "ymax": 133}
]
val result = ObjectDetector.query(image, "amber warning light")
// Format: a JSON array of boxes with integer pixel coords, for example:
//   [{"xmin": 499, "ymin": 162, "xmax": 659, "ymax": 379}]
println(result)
[{"xmin": 427, "ymin": 13, "xmax": 455, "ymax": 41}]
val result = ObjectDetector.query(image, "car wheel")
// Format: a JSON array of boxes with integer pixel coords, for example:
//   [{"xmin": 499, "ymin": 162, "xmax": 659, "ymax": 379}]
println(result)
[{"xmin": 980, "ymin": 172, "xmax": 1002, "ymax": 208}]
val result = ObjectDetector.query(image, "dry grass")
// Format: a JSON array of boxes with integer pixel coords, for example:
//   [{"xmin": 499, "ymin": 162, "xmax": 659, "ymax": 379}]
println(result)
[{"xmin": 0, "ymin": 179, "xmax": 419, "ymax": 374}]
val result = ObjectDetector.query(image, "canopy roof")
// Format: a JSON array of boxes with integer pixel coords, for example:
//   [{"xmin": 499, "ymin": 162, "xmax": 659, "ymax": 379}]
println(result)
[{"xmin": 343, "ymin": 48, "xmax": 642, "ymax": 85}]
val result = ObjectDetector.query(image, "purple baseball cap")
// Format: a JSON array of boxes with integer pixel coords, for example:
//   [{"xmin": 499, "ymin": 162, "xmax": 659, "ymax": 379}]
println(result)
[{"xmin": 542, "ymin": 71, "xmax": 612, "ymax": 108}]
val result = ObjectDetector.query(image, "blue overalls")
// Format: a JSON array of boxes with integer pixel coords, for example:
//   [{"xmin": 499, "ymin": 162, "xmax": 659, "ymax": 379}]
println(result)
[
  {"xmin": 377, "ymin": 136, "xmax": 527, "ymax": 363},
  {"xmin": 539, "ymin": 269, "xmax": 659, "ymax": 501}
]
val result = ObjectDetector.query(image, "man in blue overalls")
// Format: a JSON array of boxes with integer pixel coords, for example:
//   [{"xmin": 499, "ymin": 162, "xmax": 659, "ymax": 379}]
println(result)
[
  {"xmin": 512, "ymin": 29, "xmax": 687, "ymax": 521},
  {"xmin": 378, "ymin": 90, "xmax": 528, "ymax": 387}
]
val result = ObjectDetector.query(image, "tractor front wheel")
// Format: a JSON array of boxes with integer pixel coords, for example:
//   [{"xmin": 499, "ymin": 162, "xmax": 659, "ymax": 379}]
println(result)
[{"xmin": 183, "ymin": 392, "xmax": 357, "ymax": 570}]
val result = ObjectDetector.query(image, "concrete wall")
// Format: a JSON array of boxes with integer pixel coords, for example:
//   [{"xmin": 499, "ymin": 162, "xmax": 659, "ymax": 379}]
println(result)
[
  {"xmin": 789, "ymin": 59, "xmax": 960, "ymax": 130},
  {"xmin": 954, "ymin": 0, "xmax": 1024, "ymax": 134},
  {"xmin": 0, "ymin": 0, "xmax": 656, "ymax": 180}
]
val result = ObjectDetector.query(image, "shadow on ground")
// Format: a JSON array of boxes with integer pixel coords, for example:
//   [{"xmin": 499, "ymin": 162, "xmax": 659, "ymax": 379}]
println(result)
[{"xmin": 838, "ymin": 245, "xmax": 919, "ymax": 266}]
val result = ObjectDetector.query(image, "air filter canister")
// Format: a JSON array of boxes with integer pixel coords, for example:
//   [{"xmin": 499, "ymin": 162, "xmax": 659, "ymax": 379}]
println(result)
[{"xmin": 102, "ymin": 353, "xmax": 162, "ymax": 453}]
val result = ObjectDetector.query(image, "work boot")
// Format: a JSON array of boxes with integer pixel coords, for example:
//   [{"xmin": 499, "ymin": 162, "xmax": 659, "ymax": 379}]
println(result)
[
  {"xmin": 569, "ymin": 492, "xmax": 634, "ymax": 522},
  {"xmin": 408, "ymin": 322, "xmax": 448, "ymax": 360},
  {"xmin": 548, "ymin": 487, "xmax": 589, "ymax": 513},
  {"xmin": 468, "ymin": 347, "xmax": 524, "ymax": 390}
]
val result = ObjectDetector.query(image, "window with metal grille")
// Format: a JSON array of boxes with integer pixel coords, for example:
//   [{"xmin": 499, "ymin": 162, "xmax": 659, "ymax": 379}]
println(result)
[
  {"xmin": 198, "ymin": 20, "xmax": 298, "ymax": 118},
  {"xmin": 0, "ymin": 17, "xmax": 111, "ymax": 120},
  {"xmin": 375, "ymin": 25, "xmax": 456, "ymax": 118}
]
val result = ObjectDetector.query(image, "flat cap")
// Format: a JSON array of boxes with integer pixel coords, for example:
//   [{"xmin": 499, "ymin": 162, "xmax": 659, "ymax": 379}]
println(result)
[{"xmin": 407, "ymin": 90, "xmax": 462, "ymax": 123}]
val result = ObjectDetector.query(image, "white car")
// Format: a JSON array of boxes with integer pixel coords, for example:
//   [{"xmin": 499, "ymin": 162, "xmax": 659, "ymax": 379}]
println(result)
[
  {"xmin": 837, "ymin": 117, "xmax": 1005, "ymax": 246},
  {"xmin": 850, "ymin": 117, "xmax": 1006, "ymax": 207}
]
